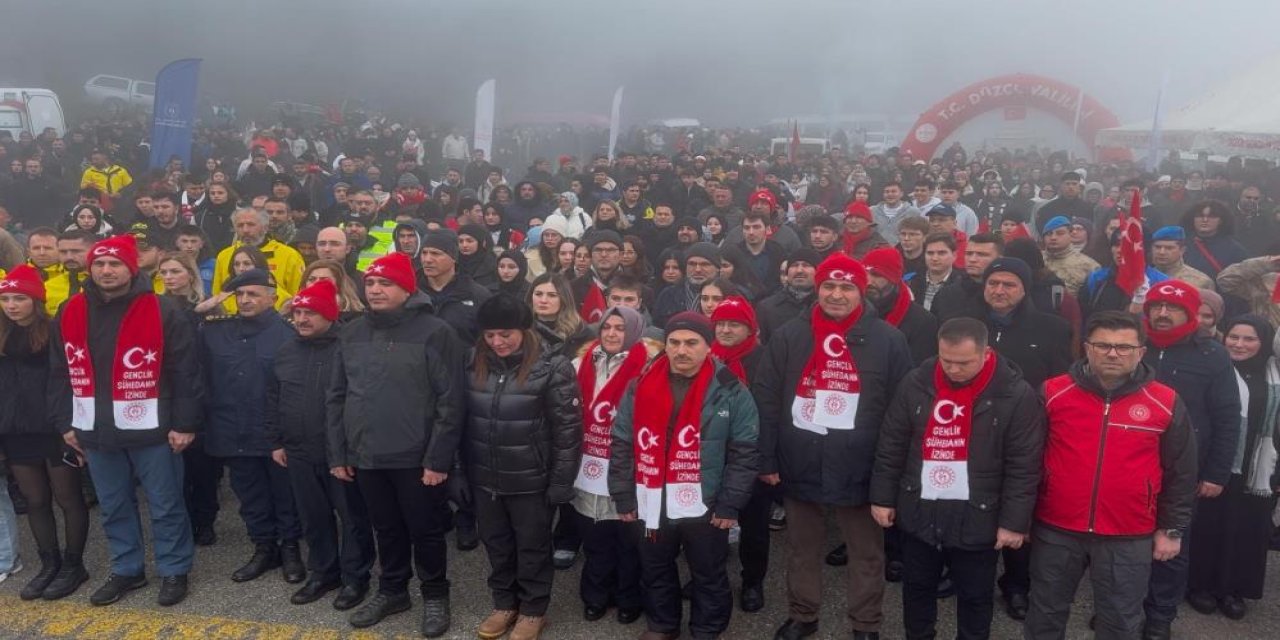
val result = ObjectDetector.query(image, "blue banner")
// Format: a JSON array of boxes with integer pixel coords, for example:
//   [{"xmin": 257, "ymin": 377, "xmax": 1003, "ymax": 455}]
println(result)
[{"xmin": 149, "ymin": 58, "xmax": 202, "ymax": 170}]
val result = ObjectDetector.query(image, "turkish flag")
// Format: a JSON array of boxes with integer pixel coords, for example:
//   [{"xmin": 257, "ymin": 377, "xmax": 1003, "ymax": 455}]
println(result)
[{"xmin": 1115, "ymin": 191, "xmax": 1145, "ymax": 298}]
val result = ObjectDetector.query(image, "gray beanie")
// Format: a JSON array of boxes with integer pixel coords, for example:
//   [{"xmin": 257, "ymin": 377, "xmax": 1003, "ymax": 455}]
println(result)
[
  {"xmin": 684, "ymin": 242, "xmax": 721, "ymax": 267},
  {"xmin": 422, "ymin": 229, "xmax": 459, "ymax": 260}
]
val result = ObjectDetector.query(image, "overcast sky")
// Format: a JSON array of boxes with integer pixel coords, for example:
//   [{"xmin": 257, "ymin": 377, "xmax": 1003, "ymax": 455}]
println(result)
[{"xmin": 4, "ymin": 0, "xmax": 1278, "ymax": 127}]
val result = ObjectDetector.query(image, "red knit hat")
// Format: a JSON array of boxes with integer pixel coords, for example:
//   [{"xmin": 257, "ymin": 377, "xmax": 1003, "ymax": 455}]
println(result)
[
  {"xmin": 845, "ymin": 201, "xmax": 873, "ymax": 222},
  {"xmin": 290, "ymin": 279, "xmax": 339, "ymax": 322},
  {"xmin": 748, "ymin": 189, "xmax": 778, "ymax": 212},
  {"xmin": 88, "ymin": 234, "xmax": 139, "ymax": 275},
  {"xmin": 0, "ymin": 264, "xmax": 46, "ymax": 301},
  {"xmin": 815, "ymin": 253, "xmax": 868, "ymax": 292},
  {"xmin": 1144, "ymin": 279, "xmax": 1201, "ymax": 316},
  {"xmin": 710, "ymin": 295, "xmax": 758, "ymax": 332},
  {"xmin": 364, "ymin": 252, "xmax": 417, "ymax": 294},
  {"xmin": 862, "ymin": 247, "xmax": 904, "ymax": 283}
]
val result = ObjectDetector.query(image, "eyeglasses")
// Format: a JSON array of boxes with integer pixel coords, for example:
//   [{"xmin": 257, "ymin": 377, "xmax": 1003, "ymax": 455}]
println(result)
[
  {"xmin": 1085, "ymin": 341, "xmax": 1142, "ymax": 356},
  {"xmin": 591, "ymin": 247, "xmax": 620, "ymax": 255}
]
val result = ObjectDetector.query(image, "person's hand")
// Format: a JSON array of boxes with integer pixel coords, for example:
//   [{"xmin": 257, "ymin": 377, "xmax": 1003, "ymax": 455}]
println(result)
[
  {"xmin": 271, "ymin": 448, "xmax": 288, "ymax": 468},
  {"xmin": 447, "ymin": 473, "xmax": 473, "ymax": 507},
  {"xmin": 1153, "ymin": 530, "xmax": 1182, "ymax": 562},
  {"xmin": 1197, "ymin": 481, "xmax": 1224, "ymax": 498},
  {"xmin": 194, "ymin": 292, "xmax": 232, "ymax": 314},
  {"xmin": 995, "ymin": 527, "xmax": 1027, "ymax": 550},
  {"xmin": 618, "ymin": 511, "xmax": 638, "ymax": 522},
  {"xmin": 62, "ymin": 431, "xmax": 83, "ymax": 456},
  {"xmin": 758, "ymin": 473, "xmax": 780, "ymax": 486},
  {"xmin": 871, "ymin": 505, "xmax": 895, "ymax": 528},
  {"xmin": 331, "ymin": 466, "xmax": 356, "ymax": 482},
  {"xmin": 168, "ymin": 430, "xmax": 195, "ymax": 453},
  {"xmin": 710, "ymin": 516, "xmax": 737, "ymax": 530},
  {"xmin": 422, "ymin": 468, "xmax": 448, "ymax": 486}
]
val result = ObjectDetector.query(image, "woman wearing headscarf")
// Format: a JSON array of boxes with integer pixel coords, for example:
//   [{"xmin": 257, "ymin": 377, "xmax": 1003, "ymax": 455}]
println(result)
[
  {"xmin": 482, "ymin": 203, "xmax": 525, "ymax": 254},
  {"xmin": 544, "ymin": 192, "xmax": 592, "ymax": 240},
  {"xmin": 496, "ymin": 250, "xmax": 530, "ymax": 301},
  {"xmin": 63, "ymin": 204, "xmax": 114, "ymax": 238},
  {"xmin": 457, "ymin": 224, "xmax": 499, "ymax": 292},
  {"xmin": 571, "ymin": 306, "xmax": 659, "ymax": 627},
  {"xmin": 1197, "ymin": 289, "xmax": 1225, "ymax": 340},
  {"xmin": 1185, "ymin": 315, "xmax": 1280, "ymax": 620}
]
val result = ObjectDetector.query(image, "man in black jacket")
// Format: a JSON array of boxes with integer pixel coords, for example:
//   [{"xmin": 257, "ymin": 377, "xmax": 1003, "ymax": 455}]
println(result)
[
  {"xmin": 930, "ymin": 233, "xmax": 1002, "ymax": 321},
  {"xmin": 755, "ymin": 248, "xmax": 819, "ymax": 344},
  {"xmin": 1139, "ymin": 280, "xmax": 1241, "ymax": 640},
  {"xmin": 48, "ymin": 234, "xmax": 203, "ymax": 607},
  {"xmin": 266, "ymin": 279, "xmax": 374, "ymax": 611},
  {"xmin": 871, "ymin": 318, "xmax": 1044, "ymax": 640},
  {"xmin": 652, "ymin": 242, "xmax": 720, "ymax": 328},
  {"xmin": 417, "ymin": 229, "xmax": 491, "ymax": 346},
  {"xmin": 327, "ymin": 252, "xmax": 466, "ymax": 636},
  {"xmin": 754, "ymin": 253, "xmax": 914, "ymax": 640},
  {"xmin": 863, "ymin": 247, "xmax": 938, "ymax": 365}
]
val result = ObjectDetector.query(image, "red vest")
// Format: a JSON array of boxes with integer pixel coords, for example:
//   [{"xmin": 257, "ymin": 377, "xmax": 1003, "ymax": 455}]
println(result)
[{"xmin": 1036, "ymin": 374, "xmax": 1178, "ymax": 536}]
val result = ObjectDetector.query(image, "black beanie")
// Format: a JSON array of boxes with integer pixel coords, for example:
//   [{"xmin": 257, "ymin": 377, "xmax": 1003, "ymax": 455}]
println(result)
[
  {"xmin": 983, "ymin": 257, "xmax": 1032, "ymax": 289},
  {"xmin": 422, "ymin": 229, "xmax": 459, "ymax": 260},
  {"xmin": 477, "ymin": 293, "xmax": 534, "ymax": 331},
  {"xmin": 665, "ymin": 311, "xmax": 715, "ymax": 345}
]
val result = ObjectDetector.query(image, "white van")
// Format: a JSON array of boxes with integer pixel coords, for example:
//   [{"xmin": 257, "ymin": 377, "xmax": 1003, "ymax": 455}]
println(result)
[
  {"xmin": 0, "ymin": 88, "xmax": 66, "ymax": 139},
  {"xmin": 83, "ymin": 74, "xmax": 155, "ymax": 114},
  {"xmin": 770, "ymin": 137, "xmax": 830, "ymax": 158}
]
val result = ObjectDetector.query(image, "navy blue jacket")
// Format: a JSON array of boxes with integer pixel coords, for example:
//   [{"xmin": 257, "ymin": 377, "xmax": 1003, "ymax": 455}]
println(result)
[
  {"xmin": 1143, "ymin": 334, "xmax": 1241, "ymax": 486},
  {"xmin": 200, "ymin": 310, "xmax": 293, "ymax": 457}
]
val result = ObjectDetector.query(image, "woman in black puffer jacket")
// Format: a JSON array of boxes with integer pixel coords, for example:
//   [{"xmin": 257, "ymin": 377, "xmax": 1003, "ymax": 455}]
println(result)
[{"xmin": 462, "ymin": 294, "xmax": 582, "ymax": 639}]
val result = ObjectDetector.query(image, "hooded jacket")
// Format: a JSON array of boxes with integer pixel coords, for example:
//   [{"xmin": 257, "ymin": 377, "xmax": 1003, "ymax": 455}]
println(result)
[
  {"xmin": 462, "ymin": 344, "xmax": 583, "ymax": 498},
  {"xmin": 391, "ymin": 218, "xmax": 429, "ymax": 258},
  {"xmin": 504, "ymin": 181, "xmax": 551, "ymax": 231},
  {"xmin": 753, "ymin": 306, "xmax": 914, "ymax": 505},
  {"xmin": 871, "ymin": 355, "xmax": 1045, "ymax": 549},
  {"xmin": 326, "ymin": 291, "xmax": 465, "ymax": 470}
]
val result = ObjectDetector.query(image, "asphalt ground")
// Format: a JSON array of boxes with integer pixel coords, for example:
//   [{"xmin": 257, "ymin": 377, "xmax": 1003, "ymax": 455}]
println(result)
[{"xmin": 1, "ymin": 489, "xmax": 1279, "ymax": 639}]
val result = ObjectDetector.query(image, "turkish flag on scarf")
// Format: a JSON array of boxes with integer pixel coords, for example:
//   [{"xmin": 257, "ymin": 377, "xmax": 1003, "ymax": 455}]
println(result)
[{"xmin": 1115, "ymin": 190, "xmax": 1146, "ymax": 298}]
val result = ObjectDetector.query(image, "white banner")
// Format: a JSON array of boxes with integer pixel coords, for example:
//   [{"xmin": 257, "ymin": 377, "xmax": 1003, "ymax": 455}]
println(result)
[
  {"xmin": 473, "ymin": 79, "xmax": 496, "ymax": 160},
  {"xmin": 608, "ymin": 86, "xmax": 625, "ymax": 160}
]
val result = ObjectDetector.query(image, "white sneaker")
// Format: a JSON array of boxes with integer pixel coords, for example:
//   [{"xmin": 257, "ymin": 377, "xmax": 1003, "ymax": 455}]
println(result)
[{"xmin": 0, "ymin": 558, "xmax": 23, "ymax": 583}]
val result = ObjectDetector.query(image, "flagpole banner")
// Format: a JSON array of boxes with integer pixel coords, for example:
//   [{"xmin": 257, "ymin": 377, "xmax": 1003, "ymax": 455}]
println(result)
[
  {"xmin": 607, "ymin": 86, "xmax": 624, "ymax": 161},
  {"xmin": 148, "ymin": 58, "xmax": 202, "ymax": 170},
  {"xmin": 1146, "ymin": 71, "xmax": 1170, "ymax": 171},
  {"xmin": 474, "ymin": 79, "xmax": 496, "ymax": 160}
]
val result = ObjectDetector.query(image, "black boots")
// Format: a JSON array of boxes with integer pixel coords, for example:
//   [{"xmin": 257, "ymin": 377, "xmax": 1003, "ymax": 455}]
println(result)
[
  {"xmin": 20, "ymin": 551, "xmax": 60, "ymax": 600},
  {"xmin": 232, "ymin": 542, "xmax": 282, "ymax": 582},
  {"xmin": 420, "ymin": 596, "xmax": 451, "ymax": 638},
  {"xmin": 281, "ymin": 540, "xmax": 306, "ymax": 584},
  {"xmin": 41, "ymin": 552, "xmax": 89, "ymax": 600}
]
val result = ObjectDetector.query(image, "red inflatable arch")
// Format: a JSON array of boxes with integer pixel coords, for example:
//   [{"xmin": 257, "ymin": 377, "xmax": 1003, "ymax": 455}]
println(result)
[{"xmin": 898, "ymin": 73, "xmax": 1122, "ymax": 161}]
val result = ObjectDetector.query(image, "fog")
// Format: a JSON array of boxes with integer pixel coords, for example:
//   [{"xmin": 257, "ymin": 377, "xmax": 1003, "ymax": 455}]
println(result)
[{"xmin": 4, "ymin": 0, "xmax": 1278, "ymax": 127}]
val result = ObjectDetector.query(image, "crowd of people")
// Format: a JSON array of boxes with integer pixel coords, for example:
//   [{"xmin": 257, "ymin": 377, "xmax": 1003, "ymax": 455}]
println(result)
[{"xmin": 0, "ymin": 114, "xmax": 1279, "ymax": 640}]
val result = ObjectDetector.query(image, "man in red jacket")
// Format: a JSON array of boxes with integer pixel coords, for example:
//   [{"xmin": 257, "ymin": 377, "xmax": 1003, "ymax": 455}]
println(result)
[{"xmin": 1024, "ymin": 311, "xmax": 1198, "ymax": 640}]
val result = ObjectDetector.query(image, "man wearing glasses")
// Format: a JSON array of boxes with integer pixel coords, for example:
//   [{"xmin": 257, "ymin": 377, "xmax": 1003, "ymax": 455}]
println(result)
[
  {"xmin": 1025, "ymin": 311, "xmax": 1198, "ymax": 640},
  {"xmin": 1138, "ymin": 280, "xmax": 1240, "ymax": 640},
  {"xmin": 571, "ymin": 231, "xmax": 625, "ymax": 324}
]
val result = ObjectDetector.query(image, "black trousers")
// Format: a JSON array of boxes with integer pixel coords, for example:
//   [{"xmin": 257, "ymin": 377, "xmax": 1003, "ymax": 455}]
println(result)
[
  {"xmin": 578, "ymin": 512, "xmax": 643, "ymax": 610},
  {"xmin": 286, "ymin": 459, "xmax": 375, "ymax": 587},
  {"xmin": 224, "ymin": 456, "xmax": 301, "ymax": 543},
  {"xmin": 475, "ymin": 491, "xmax": 555, "ymax": 616},
  {"xmin": 900, "ymin": 532, "xmax": 998, "ymax": 640},
  {"xmin": 356, "ymin": 468, "xmax": 449, "ymax": 597},
  {"xmin": 998, "ymin": 544, "xmax": 1031, "ymax": 596},
  {"xmin": 182, "ymin": 444, "xmax": 222, "ymax": 529},
  {"xmin": 639, "ymin": 518, "xmax": 731, "ymax": 639},
  {"xmin": 553, "ymin": 503, "xmax": 583, "ymax": 552},
  {"xmin": 737, "ymin": 479, "xmax": 774, "ymax": 586}
]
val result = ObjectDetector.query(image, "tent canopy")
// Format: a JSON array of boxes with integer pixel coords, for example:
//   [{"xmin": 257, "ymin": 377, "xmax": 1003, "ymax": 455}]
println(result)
[{"xmin": 1097, "ymin": 53, "xmax": 1280, "ymax": 159}]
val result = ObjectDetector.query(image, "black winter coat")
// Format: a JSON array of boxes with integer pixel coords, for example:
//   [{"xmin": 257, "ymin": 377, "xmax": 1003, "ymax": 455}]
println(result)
[
  {"xmin": 0, "ymin": 326, "xmax": 54, "ymax": 436},
  {"xmin": 985, "ymin": 300, "xmax": 1073, "ymax": 389},
  {"xmin": 327, "ymin": 292, "xmax": 466, "ymax": 471},
  {"xmin": 265, "ymin": 326, "xmax": 339, "ymax": 464},
  {"xmin": 877, "ymin": 290, "xmax": 938, "ymax": 366},
  {"xmin": 753, "ymin": 307, "xmax": 914, "ymax": 506},
  {"xmin": 755, "ymin": 287, "xmax": 815, "ymax": 345},
  {"xmin": 1143, "ymin": 335, "xmax": 1242, "ymax": 486},
  {"xmin": 48, "ymin": 277, "xmax": 204, "ymax": 451},
  {"xmin": 418, "ymin": 272, "xmax": 492, "ymax": 345},
  {"xmin": 462, "ymin": 347, "xmax": 583, "ymax": 498},
  {"xmin": 200, "ymin": 311, "xmax": 293, "ymax": 457},
  {"xmin": 870, "ymin": 356, "xmax": 1045, "ymax": 550}
]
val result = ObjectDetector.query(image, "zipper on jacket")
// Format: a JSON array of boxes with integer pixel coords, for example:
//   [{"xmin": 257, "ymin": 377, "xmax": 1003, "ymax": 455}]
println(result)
[
  {"xmin": 1087, "ymin": 397, "xmax": 1112, "ymax": 533},
  {"xmin": 489, "ymin": 370, "xmax": 508, "ymax": 491}
]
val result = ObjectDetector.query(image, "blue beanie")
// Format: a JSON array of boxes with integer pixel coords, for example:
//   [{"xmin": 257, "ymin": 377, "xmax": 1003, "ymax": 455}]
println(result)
[
  {"xmin": 1152, "ymin": 226, "xmax": 1186, "ymax": 242},
  {"xmin": 1042, "ymin": 216, "xmax": 1071, "ymax": 234}
]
